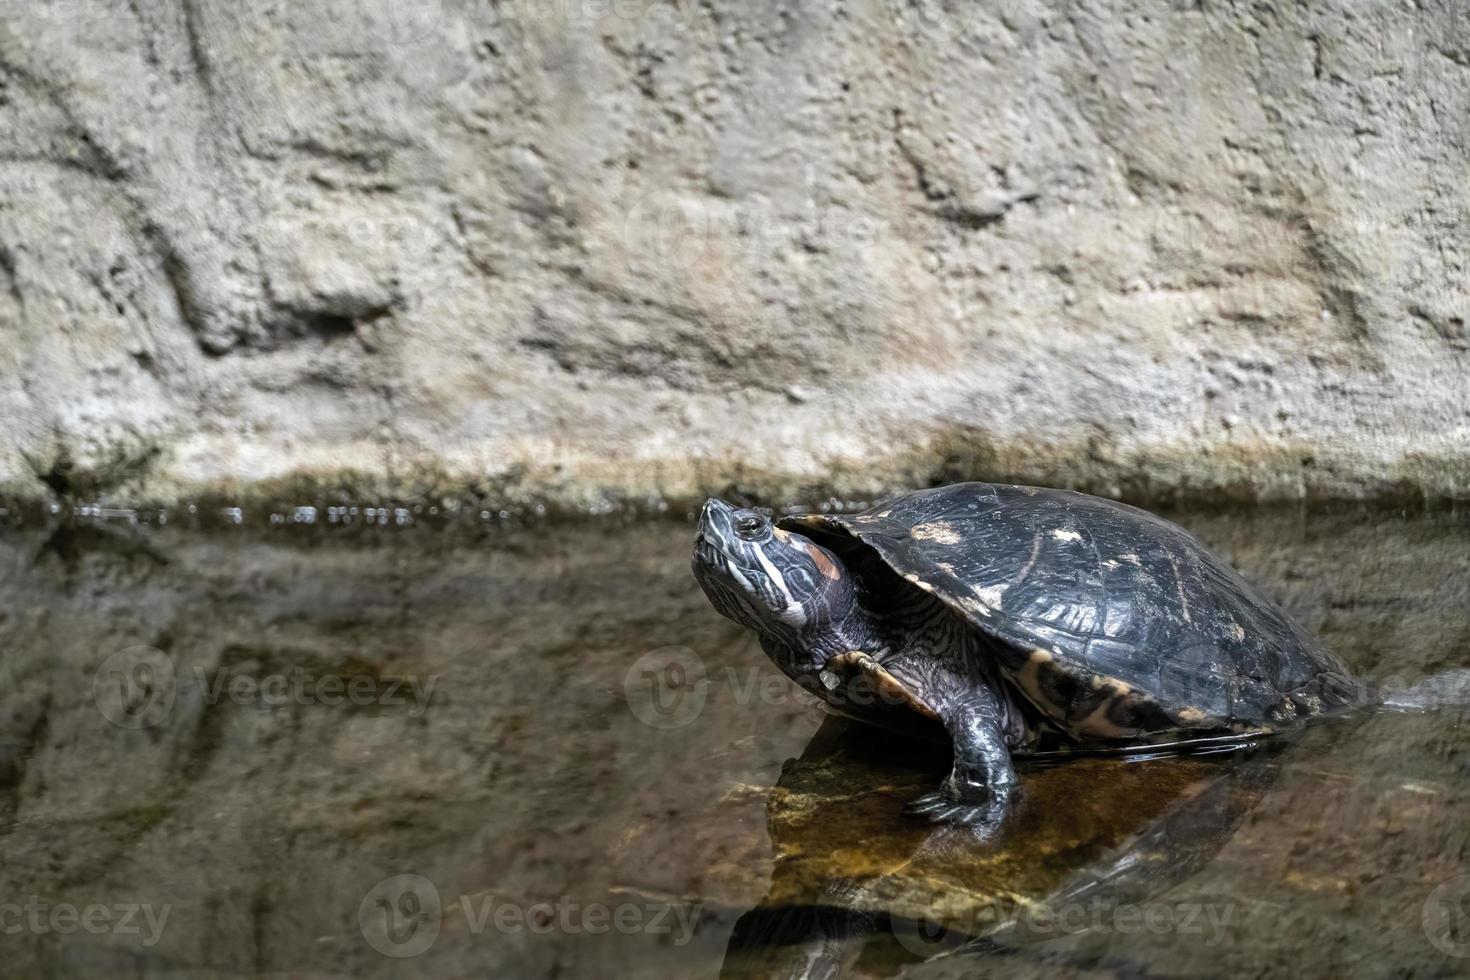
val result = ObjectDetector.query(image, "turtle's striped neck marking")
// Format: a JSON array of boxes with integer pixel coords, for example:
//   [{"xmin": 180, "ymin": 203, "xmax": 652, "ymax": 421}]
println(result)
[{"xmin": 863, "ymin": 585, "xmax": 1032, "ymax": 748}]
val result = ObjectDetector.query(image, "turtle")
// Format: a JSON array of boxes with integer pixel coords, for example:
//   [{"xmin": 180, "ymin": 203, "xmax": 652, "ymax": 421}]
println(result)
[{"xmin": 690, "ymin": 482, "xmax": 1367, "ymax": 832}]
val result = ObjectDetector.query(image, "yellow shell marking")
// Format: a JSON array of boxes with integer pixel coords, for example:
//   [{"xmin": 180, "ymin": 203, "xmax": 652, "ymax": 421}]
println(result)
[
  {"xmin": 895, "ymin": 571, "xmax": 936, "ymax": 593},
  {"xmin": 1014, "ymin": 649, "xmax": 1147, "ymax": 739},
  {"xmin": 972, "ymin": 584, "xmax": 1006, "ymax": 609},
  {"xmin": 912, "ymin": 521, "xmax": 963, "ymax": 545},
  {"xmin": 1013, "ymin": 648, "xmax": 1068, "ymax": 719},
  {"xmin": 959, "ymin": 596, "xmax": 992, "ymax": 618},
  {"xmin": 1072, "ymin": 693, "xmax": 1142, "ymax": 739}
]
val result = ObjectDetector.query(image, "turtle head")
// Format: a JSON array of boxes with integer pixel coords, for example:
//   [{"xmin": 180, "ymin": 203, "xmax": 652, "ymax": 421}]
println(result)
[{"xmin": 692, "ymin": 499, "xmax": 857, "ymax": 650}]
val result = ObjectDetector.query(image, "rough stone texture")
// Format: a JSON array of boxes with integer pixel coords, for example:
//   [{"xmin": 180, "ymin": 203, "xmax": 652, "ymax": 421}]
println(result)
[{"xmin": 1, "ymin": 0, "xmax": 1468, "ymax": 510}]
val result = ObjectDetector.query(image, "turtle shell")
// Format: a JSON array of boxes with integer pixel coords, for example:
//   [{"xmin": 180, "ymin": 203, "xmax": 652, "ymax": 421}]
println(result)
[{"xmin": 779, "ymin": 483, "xmax": 1361, "ymax": 745}]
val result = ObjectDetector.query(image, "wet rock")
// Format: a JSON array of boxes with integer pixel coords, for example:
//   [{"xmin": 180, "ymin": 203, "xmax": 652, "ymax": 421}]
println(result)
[{"xmin": 721, "ymin": 717, "xmax": 1268, "ymax": 978}]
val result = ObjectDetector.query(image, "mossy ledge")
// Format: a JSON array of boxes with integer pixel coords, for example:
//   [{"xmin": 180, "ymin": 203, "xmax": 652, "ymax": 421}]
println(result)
[{"xmin": 2, "ymin": 424, "xmax": 1467, "ymax": 527}]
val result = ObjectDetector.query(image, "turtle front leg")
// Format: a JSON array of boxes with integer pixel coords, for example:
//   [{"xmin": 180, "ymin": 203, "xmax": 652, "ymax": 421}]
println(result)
[{"xmin": 904, "ymin": 685, "xmax": 1019, "ymax": 834}]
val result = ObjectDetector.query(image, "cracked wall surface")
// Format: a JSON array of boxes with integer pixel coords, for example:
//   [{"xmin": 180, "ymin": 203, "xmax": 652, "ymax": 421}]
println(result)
[{"xmin": 0, "ymin": 0, "xmax": 1467, "ymax": 512}]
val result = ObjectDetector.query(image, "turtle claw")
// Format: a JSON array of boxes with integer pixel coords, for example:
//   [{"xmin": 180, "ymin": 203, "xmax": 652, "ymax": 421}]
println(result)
[
  {"xmin": 903, "ymin": 787, "xmax": 1012, "ymax": 838},
  {"xmin": 902, "ymin": 790, "xmax": 954, "ymax": 818}
]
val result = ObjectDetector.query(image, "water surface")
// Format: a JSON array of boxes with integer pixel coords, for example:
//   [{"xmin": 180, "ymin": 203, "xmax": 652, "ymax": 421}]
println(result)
[{"xmin": 0, "ymin": 506, "xmax": 1466, "ymax": 978}]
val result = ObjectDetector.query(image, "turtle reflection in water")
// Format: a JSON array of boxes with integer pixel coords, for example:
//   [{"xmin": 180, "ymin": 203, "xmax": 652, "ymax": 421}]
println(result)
[
  {"xmin": 691, "ymin": 482, "xmax": 1458, "ymax": 833},
  {"xmin": 719, "ymin": 715, "xmax": 1286, "ymax": 979}
]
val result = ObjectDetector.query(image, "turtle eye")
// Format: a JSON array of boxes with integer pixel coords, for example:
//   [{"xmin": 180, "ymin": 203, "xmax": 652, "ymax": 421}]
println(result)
[{"xmin": 734, "ymin": 514, "xmax": 768, "ymax": 539}]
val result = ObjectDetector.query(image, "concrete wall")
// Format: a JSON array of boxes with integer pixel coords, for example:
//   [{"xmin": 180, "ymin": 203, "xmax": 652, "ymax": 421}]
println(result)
[{"xmin": 2, "ymin": 0, "xmax": 1467, "ymax": 512}]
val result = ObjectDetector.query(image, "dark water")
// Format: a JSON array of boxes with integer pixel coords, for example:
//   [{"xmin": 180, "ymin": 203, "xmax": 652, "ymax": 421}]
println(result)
[{"xmin": 0, "ymin": 506, "xmax": 1467, "ymax": 978}]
